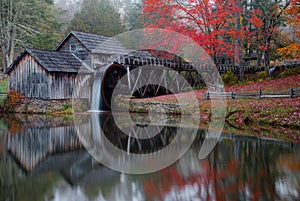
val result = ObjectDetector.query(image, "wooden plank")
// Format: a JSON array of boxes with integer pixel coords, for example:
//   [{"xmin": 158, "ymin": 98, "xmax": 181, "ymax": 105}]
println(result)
[
  {"xmin": 294, "ymin": 92, "xmax": 300, "ymax": 97},
  {"xmin": 234, "ymin": 95, "xmax": 257, "ymax": 99},
  {"xmin": 205, "ymin": 89, "xmax": 299, "ymax": 100},
  {"xmin": 260, "ymin": 95, "xmax": 291, "ymax": 98},
  {"xmin": 235, "ymin": 92, "xmax": 257, "ymax": 96},
  {"xmin": 262, "ymin": 91, "xmax": 290, "ymax": 95}
]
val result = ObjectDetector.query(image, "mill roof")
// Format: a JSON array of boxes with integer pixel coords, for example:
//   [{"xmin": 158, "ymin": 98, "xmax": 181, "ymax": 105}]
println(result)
[
  {"xmin": 56, "ymin": 31, "xmax": 130, "ymax": 55},
  {"xmin": 6, "ymin": 49, "xmax": 93, "ymax": 74}
]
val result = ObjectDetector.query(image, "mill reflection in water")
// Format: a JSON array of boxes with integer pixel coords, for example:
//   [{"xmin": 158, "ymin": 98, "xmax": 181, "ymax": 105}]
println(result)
[{"xmin": 0, "ymin": 114, "xmax": 299, "ymax": 201}]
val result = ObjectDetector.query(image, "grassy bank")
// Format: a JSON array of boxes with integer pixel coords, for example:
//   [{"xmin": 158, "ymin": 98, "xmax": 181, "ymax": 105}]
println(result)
[{"xmin": 125, "ymin": 74, "xmax": 300, "ymax": 141}]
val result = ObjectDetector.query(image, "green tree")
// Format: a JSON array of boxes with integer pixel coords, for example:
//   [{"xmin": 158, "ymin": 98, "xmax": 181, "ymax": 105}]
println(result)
[
  {"xmin": 25, "ymin": 1, "xmax": 62, "ymax": 50},
  {"xmin": 0, "ymin": 0, "xmax": 62, "ymax": 73},
  {"xmin": 124, "ymin": 1, "xmax": 144, "ymax": 30},
  {"xmin": 67, "ymin": 0, "xmax": 125, "ymax": 36}
]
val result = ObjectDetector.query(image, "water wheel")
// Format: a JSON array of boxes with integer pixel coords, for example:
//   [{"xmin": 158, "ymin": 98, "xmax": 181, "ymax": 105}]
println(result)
[{"xmin": 99, "ymin": 64, "xmax": 126, "ymax": 110}]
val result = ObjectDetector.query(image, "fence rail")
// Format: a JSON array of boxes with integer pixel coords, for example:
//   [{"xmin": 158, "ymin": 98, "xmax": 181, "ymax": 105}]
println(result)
[
  {"xmin": 205, "ymin": 88, "xmax": 300, "ymax": 100},
  {"xmin": 217, "ymin": 65, "xmax": 266, "ymax": 74}
]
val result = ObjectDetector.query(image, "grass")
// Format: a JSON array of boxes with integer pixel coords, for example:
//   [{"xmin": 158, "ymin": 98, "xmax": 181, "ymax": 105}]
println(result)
[
  {"xmin": 0, "ymin": 78, "xmax": 8, "ymax": 93},
  {"xmin": 0, "ymin": 78, "xmax": 8, "ymax": 108}
]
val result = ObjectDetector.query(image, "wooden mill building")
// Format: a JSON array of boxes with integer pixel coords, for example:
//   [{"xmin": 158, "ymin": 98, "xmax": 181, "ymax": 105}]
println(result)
[
  {"xmin": 6, "ymin": 49, "xmax": 93, "ymax": 99},
  {"xmin": 7, "ymin": 31, "xmax": 210, "ymax": 103},
  {"xmin": 6, "ymin": 31, "xmax": 129, "ymax": 100}
]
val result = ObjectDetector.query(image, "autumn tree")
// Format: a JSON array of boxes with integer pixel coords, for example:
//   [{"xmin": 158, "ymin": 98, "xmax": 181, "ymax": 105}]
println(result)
[
  {"xmin": 143, "ymin": 0, "xmax": 262, "ymax": 70},
  {"xmin": 276, "ymin": 0, "xmax": 300, "ymax": 59},
  {"xmin": 67, "ymin": 0, "xmax": 126, "ymax": 37},
  {"xmin": 0, "ymin": 0, "xmax": 61, "ymax": 73},
  {"xmin": 250, "ymin": 0, "xmax": 292, "ymax": 70}
]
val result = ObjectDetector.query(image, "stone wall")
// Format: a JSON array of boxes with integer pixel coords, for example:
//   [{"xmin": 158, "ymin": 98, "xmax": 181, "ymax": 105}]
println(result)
[{"xmin": 14, "ymin": 98, "xmax": 89, "ymax": 114}]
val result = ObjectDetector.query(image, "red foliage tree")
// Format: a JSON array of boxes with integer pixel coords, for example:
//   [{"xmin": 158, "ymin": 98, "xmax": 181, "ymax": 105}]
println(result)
[{"xmin": 143, "ymin": 0, "xmax": 263, "ymax": 66}]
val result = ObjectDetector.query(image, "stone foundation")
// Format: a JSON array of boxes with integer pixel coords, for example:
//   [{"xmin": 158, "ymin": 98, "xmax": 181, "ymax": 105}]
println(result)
[{"xmin": 14, "ymin": 98, "xmax": 89, "ymax": 114}]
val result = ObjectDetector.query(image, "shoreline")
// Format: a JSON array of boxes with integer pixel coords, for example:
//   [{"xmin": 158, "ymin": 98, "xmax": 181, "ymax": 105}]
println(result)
[
  {"xmin": 2, "ymin": 73, "xmax": 299, "ymax": 142},
  {"xmin": 122, "ymin": 97, "xmax": 300, "ymax": 128},
  {"xmin": 1, "ymin": 111, "xmax": 299, "ymax": 144},
  {"xmin": 114, "ymin": 97, "xmax": 300, "ymax": 143}
]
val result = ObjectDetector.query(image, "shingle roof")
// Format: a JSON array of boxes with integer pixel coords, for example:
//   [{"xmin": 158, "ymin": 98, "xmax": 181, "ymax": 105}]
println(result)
[
  {"xmin": 6, "ymin": 49, "xmax": 93, "ymax": 74},
  {"xmin": 56, "ymin": 31, "xmax": 130, "ymax": 55}
]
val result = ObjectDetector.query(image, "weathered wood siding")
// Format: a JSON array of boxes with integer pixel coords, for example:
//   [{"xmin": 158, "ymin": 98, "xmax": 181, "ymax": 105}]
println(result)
[
  {"xmin": 73, "ymin": 74, "xmax": 92, "ymax": 99},
  {"xmin": 57, "ymin": 35, "xmax": 92, "ymax": 65},
  {"xmin": 8, "ymin": 53, "xmax": 92, "ymax": 100},
  {"xmin": 7, "ymin": 125, "xmax": 82, "ymax": 171},
  {"xmin": 8, "ymin": 54, "xmax": 50, "ymax": 99},
  {"xmin": 49, "ymin": 73, "xmax": 74, "ymax": 99},
  {"xmin": 92, "ymin": 53, "xmax": 111, "ymax": 68},
  {"xmin": 49, "ymin": 73, "xmax": 92, "ymax": 99}
]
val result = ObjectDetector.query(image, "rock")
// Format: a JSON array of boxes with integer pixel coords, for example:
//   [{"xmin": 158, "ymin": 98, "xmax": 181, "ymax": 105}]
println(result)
[{"xmin": 13, "ymin": 98, "xmax": 78, "ymax": 114}]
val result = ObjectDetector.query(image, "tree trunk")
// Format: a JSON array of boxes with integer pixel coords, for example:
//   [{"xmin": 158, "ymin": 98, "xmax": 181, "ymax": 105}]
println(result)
[
  {"xmin": 263, "ymin": 35, "xmax": 272, "ymax": 73},
  {"xmin": 263, "ymin": 49, "xmax": 270, "ymax": 73},
  {"xmin": 260, "ymin": 0, "xmax": 291, "ymax": 74},
  {"xmin": 0, "ymin": 0, "xmax": 18, "ymax": 73},
  {"xmin": 235, "ymin": 0, "xmax": 243, "ymax": 80}
]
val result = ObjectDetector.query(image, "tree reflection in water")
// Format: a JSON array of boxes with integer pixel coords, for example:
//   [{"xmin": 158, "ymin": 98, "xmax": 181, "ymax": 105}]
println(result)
[
  {"xmin": 143, "ymin": 135, "xmax": 300, "ymax": 201},
  {"xmin": 0, "ymin": 114, "xmax": 299, "ymax": 201}
]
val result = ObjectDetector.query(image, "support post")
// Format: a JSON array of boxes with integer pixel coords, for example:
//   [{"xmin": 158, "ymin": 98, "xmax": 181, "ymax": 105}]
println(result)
[
  {"xmin": 290, "ymin": 88, "xmax": 294, "ymax": 98},
  {"xmin": 258, "ymin": 89, "xmax": 262, "ymax": 99},
  {"xmin": 231, "ymin": 91, "xmax": 235, "ymax": 99},
  {"xmin": 205, "ymin": 91, "xmax": 210, "ymax": 100}
]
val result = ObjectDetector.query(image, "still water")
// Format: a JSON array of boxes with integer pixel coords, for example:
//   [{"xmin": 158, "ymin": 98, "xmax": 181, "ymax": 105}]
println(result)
[{"xmin": 0, "ymin": 114, "xmax": 299, "ymax": 201}]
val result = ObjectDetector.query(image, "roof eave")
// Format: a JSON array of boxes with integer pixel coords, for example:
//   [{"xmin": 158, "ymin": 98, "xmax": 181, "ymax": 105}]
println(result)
[
  {"xmin": 55, "ymin": 31, "xmax": 92, "ymax": 52},
  {"xmin": 47, "ymin": 69, "xmax": 94, "ymax": 74},
  {"xmin": 6, "ymin": 49, "xmax": 52, "ymax": 74},
  {"xmin": 5, "ymin": 50, "xmax": 30, "ymax": 74}
]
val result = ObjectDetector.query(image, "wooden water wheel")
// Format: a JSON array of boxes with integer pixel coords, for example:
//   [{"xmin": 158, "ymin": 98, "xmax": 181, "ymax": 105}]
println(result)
[
  {"xmin": 99, "ymin": 64, "xmax": 126, "ymax": 109},
  {"xmin": 97, "ymin": 50, "xmax": 213, "ymax": 110}
]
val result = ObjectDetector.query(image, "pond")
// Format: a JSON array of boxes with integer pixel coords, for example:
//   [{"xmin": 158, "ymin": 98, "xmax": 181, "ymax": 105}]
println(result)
[{"xmin": 0, "ymin": 114, "xmax": 299, "ymax": 201}]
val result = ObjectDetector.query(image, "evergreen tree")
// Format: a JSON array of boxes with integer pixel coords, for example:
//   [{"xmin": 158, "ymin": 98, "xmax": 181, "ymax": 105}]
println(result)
[
  {"xmin": 124, "ymin": 1, "xmax": 144, "ymax": 30},
  {"xmin": 67, "ymin": 0, "xmax": 125, "ymax": 36},
  {"xmin": 0, "ymin": 0, "xmax": 62, "ymax": 72},
  {"xmin": 25, "ymin": 1, "xmax": 62, "ymax": 50}
]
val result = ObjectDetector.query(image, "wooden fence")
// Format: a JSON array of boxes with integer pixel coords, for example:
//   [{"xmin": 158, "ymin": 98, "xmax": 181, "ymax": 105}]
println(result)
[
  {"xmin": 205, "ymin": 88, "xmax": 300, "ymax": 100},
  {"xmin": 217, "ymin": 65, "xmax": 265, "ymax": 74}
]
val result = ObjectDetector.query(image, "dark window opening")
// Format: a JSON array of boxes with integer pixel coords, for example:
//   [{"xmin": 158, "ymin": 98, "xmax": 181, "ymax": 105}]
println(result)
[{"xmin": 70, "ymin": 44, "xmax": 77, "ymax": 52}]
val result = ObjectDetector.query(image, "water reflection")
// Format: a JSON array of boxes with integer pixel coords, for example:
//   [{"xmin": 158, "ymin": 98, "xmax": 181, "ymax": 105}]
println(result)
[
  {"xmin": 75, "ymin": 113, "xmax": 198, "ymax": 174},
  {"xmin": 145, "ymin": 136, "xmax": 300, "ymax": 201},
  {"xmin": 0, "ymin": 114, "xmax": 299, "ymax": 201},
  {"xmin": 5, "ymin": 115, "xmax": 82, "ymax": 171}
]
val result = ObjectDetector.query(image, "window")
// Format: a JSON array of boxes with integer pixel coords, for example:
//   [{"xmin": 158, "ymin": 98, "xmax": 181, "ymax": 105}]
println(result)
[{"xmin": 70, "ymin": 44, "xmax": 77, "ymax": 52}]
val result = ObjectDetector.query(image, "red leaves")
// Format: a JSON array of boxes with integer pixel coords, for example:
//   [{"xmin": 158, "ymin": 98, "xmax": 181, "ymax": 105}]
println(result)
[
  {"xmin": 248, "ymin": 10, "xmax": 263, "ymax": 28},
  {"xmin": 284, "ymin": 0, "xmax": 300, "ymax": 37},
  {"xmin": 226, "ymin": 74, "xmax": 300, "ymax": 92},
  {"xmin": 142, "ymin": 0, "xmax": 263, "ymax": 61}
]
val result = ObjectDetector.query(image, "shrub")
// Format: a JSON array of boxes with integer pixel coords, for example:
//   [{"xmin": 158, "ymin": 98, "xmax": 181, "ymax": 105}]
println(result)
[
  {"xmin": 4, "ymin": 90, "xmax": 24, "ymax": 113},
  {"xmin": 60, "ymin": 103, "xmax": 73, "ymax": 114},
  {"xmin": 0, "ymin": 96, "xmax": 7, "ymax": 108},
  {"xmin": 62, "ymin": 103, "xmax": 72, "ymax": 110},
  {"xmin": 221, "ymin": 71, "xmax": 239, "ymax": 86},
  {"xmin": 256, "ymin": 71, "xmax": 269, "ymax": 81},
  {"xmin": 278, "ymin": 67, "xmax": 300, "ymax": 78}
]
